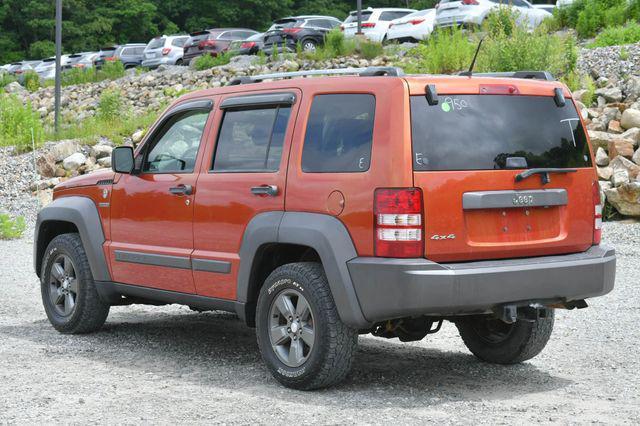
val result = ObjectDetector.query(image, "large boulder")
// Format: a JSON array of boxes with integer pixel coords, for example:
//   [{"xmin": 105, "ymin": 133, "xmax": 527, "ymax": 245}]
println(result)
[
  {"xmin": 597, "ymin": 166, "xmax": 613, "ymax": 180},
  {"xmin": 90, "ymin": 144, "xmax": 113, "ymax": 159},
  {"xmin": 621, "ymin": 127, "xmax": 640, "ymax": 146},
  {"xmin": 62, "ymin": 153, "xmax": 87, "ymax": 171},
  {"xmin": 588, "ymin": 130, "xmax": 616, "ymax": 150},
  {"xmin": 611, "ymin": 167, "xmax": 629, "ymax": 187},
  {"xmin": 49, "ymin": 140, "xmax": 81, "ymax": 162},
  {"xmin": 610, "ymin": 155, "xmax": 640, "ymax": 180},
  {"xmin": 595, "ymin": 147, "xmax": 610, "ymax": 166},
  {"xmin": 595, "ymin": 87, "xmax": 623, "ymax": 103},
  {"xmin": 4, "ymin": 81, "xmax": 27, "ymax": 95},
  {"xmin": 36, "ymin": 154, "xmax": 57, "ymax": 178},
  {"xmin": 621, "ymin": 109, "xmax": 640, "ymax": 130},
  {"xmin": 608, "ymin": 139, "xmax": 635, "ymax": 159},
  {"xmin": 604, "ymin": 183, "xmax": 640, "ymax": 216}
]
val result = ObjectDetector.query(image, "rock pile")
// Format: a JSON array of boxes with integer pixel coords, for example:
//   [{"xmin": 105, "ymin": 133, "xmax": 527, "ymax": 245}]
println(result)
[{"xmin": 577, "ymin": 75, "xmax": 640, "ymax": 216}]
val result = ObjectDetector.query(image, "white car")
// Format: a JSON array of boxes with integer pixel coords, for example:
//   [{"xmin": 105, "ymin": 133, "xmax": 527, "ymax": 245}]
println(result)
[
  {"xmin": 435, "ymin": 0, "xmax": 552, "ymax": 30},
  {"xmin": 341, "ymin": 7, "xmax": 417, "ymax": 42},
  {"xmin": 386, "ymin": 9, "xmax": 437, "ymax": 42},
  {"xmin": 34, "ymin": 55, "xmax": 71, "ymax": 80}
]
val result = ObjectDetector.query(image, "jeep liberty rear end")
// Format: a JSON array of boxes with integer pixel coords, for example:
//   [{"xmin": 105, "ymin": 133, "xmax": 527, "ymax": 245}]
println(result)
[{"xmin": 34, "ymin": 67, "xmax": 615, "ymax": 391}]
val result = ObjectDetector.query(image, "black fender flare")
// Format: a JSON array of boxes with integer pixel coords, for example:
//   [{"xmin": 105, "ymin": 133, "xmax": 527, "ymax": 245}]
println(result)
[
  {"xmin": 237, "ymin": 211, "xmax": 369, "ymax": 329},
  {"xmin": 34, "ymin": 196, "xmax": 111, "ymax": 282}
]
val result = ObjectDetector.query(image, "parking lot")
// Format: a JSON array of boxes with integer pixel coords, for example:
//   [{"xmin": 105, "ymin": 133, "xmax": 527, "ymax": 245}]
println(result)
[{"xmin": 1, "ymin": 221, "xmax": 638, "ymax": 423}]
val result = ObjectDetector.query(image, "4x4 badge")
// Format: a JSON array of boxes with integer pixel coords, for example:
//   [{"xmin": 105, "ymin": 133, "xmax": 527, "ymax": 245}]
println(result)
[{"xmin": 431, "ymin": 234, "xmax": 456, "ymax": 240}]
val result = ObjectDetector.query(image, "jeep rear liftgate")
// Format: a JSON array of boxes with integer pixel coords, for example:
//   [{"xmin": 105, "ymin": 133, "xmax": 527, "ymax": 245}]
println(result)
[{"xmin": 410, "ymin": 94, "xmax": 598, "ymax": 262}]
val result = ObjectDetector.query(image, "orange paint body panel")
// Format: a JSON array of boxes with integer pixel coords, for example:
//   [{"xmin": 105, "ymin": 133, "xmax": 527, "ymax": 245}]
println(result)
[{"xmin": 50, "ymin": 72, "xmax": 600, "ymax": 298}]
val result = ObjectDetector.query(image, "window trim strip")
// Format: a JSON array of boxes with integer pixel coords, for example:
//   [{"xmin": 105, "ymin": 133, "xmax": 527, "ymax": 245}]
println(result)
[{"xmin": 220, "ymin": 92, "xmax": 295, "ymax": 109}]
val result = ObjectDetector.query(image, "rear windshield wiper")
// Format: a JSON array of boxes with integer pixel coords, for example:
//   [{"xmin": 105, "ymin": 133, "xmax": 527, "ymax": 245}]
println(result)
[{"xmin": 515, "ymin": 168, "xmax": 577, "ymax": 185}]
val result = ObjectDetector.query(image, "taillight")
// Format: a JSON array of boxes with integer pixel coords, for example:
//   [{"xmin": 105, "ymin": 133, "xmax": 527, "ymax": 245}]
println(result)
[
  {"xmin": 374, "ymin": 188, "xmax": 424, "ymax": 258},
  {"xmin": 462, "ymin": 0, "xmax": 479, "ymax": 4},
  {"xmin": 283, "ymin": 27, "xmax": 303, "ymax": 34},
  {"xmin": 410, "ymin": 19, "xmax": 425, "ymax": 25},
  {"xmin": 241, "ymin": 41, "xmax": 256, "ymax": 49},
  {"xmin": 361, "ymin": 22, "xmax": 376, "ymax": 28},
  {"xmin": 105, "ymin": 57, "xmax": 116, "ymax": 61},
  {"xmin": 199, "ymin": 40, "xmax": 216, "ymax": 48},
  {"xmin": 162, "ymin": 47, "xmax": 171, "ymax": 55},
  {"xmin": 593, "ymin": 181, "xmax": 602, "ymax": 245}
]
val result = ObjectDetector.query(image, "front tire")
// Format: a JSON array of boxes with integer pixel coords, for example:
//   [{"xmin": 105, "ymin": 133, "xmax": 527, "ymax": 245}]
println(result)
[
  {"xmin": 256, "ymin": 262, "xmax": 358, "ymax": 390},
  {"xmin": 41, "ymin": 233, "xmax": 110, "ymax": 334},
  {"xmin": 456, "ymin": 311, "xmax": 554, "ymax": 364}
]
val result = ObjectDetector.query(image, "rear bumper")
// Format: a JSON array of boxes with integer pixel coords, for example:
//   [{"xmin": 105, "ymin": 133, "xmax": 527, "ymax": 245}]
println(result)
[{"xmin": 347, "ymin": 245, "xmax": 616, "ymax": 323}]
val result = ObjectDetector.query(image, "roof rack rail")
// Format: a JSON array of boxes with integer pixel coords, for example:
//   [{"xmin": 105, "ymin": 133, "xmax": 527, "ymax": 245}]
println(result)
[
  {"xmin": 227, "ymin": 66, "xmax": 405, "ymax": 85},
  {"xmin": 463, "ymin": 71, "xmax": 555, "ymax": 81}
]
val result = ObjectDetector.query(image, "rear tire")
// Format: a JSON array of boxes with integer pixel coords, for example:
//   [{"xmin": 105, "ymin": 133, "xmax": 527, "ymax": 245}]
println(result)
[
  {"xmin": 41, "ymin": 233, "xmax": 110, "ymax": 334},
  {"xmin": 456, "ymin": 311, "xmax": 554, "ymax": 364},
  {"xmin": 175, "ymin": 59, "xmax": 183, "ymax": 66},
  {"xmin": 256, "ymin": 262, "xmax": 358, "ymax": 390},
  {"xmin": 301, "ymin": 39, "xmax": 317, "ymax": 52}
]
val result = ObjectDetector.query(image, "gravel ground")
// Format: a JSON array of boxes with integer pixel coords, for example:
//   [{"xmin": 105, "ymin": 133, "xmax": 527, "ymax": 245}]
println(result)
[{"xmin": 0, "ymin": 222, "xmax": 639, "ymax": 424}]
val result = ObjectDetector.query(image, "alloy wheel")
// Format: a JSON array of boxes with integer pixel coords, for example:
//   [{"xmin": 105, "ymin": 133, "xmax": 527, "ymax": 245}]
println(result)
[
  {"xmin": 48, "ymin": 254, "xmax": 78, "ymax": 317},
  {"xmin": 268, "ymin": 289, "xmax": 315, "ymax": 367}
]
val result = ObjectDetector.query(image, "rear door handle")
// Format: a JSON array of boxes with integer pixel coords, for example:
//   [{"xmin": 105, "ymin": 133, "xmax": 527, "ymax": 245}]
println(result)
[
  {"xmin": 169, "ymin": 184, "xmax": 193, "ymax": 195},
  {"xmin": 251, "ymin": 185, "xmax": 278, "ymax": 196}
]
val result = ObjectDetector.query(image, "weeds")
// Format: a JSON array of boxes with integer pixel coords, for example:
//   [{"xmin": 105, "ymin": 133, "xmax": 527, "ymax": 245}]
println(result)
[
  {"xmin": 590, "ymin": 21, "xmax": 640, "ymax": 47},
  {"xmin": 193, "ymin": 52, "xmax": 234, "ymax": 70},
  {"xmin": 0, "ymin": 213, "xmax": 26, "ymax": 239},
  {"xmin": 0, "ymin": 94, "xmax": 44, "ymax": 150},
  {"xmin": 23, "ymin": 71, "xmax": 40, "ymax": 92}
]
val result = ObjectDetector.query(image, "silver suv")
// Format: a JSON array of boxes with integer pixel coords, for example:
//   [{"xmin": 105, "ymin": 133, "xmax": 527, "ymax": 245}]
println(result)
[{"xmin": 142, "ymin": 35, "xmax": 190, "ymax": 68}]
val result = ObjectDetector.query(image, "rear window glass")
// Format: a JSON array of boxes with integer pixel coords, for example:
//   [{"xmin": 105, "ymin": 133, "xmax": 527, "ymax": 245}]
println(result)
[
  {"xmin": 148, "ymin": 38, "xmax": 166, "ymax": 49},
  {"xmin": 345, "ymin": 11, "xmax": 373, "ymax": 23},
  {"xmin": 411, "ymin": 95, "xmax": 592, "ymax": 171},
  {"xmin": 302, "ymin": 94, "xmax": 375, "ymax": 173}
]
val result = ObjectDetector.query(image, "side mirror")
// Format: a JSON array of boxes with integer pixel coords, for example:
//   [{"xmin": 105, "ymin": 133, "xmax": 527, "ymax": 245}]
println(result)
[{"xmin": 112, "ymin": 146, "xmax": 135, "ymax": 174}]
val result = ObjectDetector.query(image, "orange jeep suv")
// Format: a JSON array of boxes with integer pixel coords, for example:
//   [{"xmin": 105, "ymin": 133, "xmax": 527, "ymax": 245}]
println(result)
[{"xmin": 34, "ymin": 67, "xmax": 616, "ymax": 390}]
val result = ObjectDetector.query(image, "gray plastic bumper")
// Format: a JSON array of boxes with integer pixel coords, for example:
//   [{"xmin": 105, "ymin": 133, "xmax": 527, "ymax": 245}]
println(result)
[{"xmin": 347, "ymin": 245, "xmax": 616, "ymax": 323}]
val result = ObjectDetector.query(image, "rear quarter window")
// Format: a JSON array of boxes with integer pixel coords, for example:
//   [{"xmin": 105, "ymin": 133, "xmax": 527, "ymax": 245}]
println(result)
[
  {"xmin": 410, "ymin": 94, "xmax": 592, "ymax": 171},
  {"xmin": 302, "ymin": 94, "xmax": 375, "ymax": 173}
]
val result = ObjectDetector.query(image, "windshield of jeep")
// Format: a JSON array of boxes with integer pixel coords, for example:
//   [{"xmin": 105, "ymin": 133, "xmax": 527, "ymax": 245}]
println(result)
[{"xmin": 410, "ymin": 95, "xmax": 592, "ymax": 171}]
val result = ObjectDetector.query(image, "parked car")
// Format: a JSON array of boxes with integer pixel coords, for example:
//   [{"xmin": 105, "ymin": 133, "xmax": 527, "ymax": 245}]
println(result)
[
  {"xmin": 341, "ymin": 7, "xmax": 416, "ymax": 42},
  {"xmin": 35, "ymin": 66, "xmax": 615, "ymax": 390},
  {"xmin": 533, "ymin": 3, "xmax": 556, "ymax": 12},
  {"xmin": 34, "ymin": 57, "xmax": 71, "ymax": 80},
  {"xmin": 142, "ymin": 35, "xmax": 190, "ymax": 68},
  {"xmin": 228, "ymin": 32, "xmax": 265, "ymax": 56},
  {"xmin": 386, "ymin": 9, "xmax": 437, "ymax": 42},
  {"xmin": 113, "ymin": 44, "xmax": 146, "ymax": 68},
  {"xmin": 6, "ymin": 62, "xmax": 24, "ymax": 74},
  {"xmin": 94, "ymin": 46, "xmax": 119, "ymax": 68},
  {"xmin": 262, "ymin": 16, "xmax": 342, "ymax": 53},
  {"xmin": 66, "ymin": 52, "xmax": 100, "ymax": 70},
  {"xmin": 182, "ymin": 28, "xmax": 258, "ymax": 64},
  {"xmin": 14, "ymin": 60, "xmax": 42, "ymax": 83},
  {"xmin": 435, "ymin": 0, "xmax": 552, "ymax": 30}
]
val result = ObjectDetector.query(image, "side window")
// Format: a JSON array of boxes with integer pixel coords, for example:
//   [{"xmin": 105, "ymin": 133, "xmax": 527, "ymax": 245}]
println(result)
[
  {"xmin": 172, "ymin": 37, "xmax": 188, "ymax": 47},
  {"xmin": 143, "ymin": 111, "xmax": 209, "ymax": 173},
  {"xmin": 212, "ymin": 106, "xmax": 291, "ymax": 172},
  {"xmin": 302, "ymin": 94, "xmax": 375, "ymax": 173}
]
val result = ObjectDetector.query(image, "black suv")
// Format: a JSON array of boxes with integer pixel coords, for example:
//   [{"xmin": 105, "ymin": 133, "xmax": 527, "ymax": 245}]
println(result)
[{"xmin": 263, "ymin": 15, "xmax": 342, "ymax": 53}]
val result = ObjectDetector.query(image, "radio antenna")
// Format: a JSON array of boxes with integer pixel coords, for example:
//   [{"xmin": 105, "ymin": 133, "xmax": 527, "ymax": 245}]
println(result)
[{"xmin": 460, "ymin": 36, "xmax": 485, "ymax": 77}]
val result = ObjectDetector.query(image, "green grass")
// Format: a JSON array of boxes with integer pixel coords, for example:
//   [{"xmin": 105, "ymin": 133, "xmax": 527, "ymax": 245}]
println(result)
[
  {"xmin": 0, "ymin": 94, "xmax": 44, "ymax": 150},
  {"xmin": 0, "ymin": 213, "xmax": 26, "ymax": 239},
  {"xmin": 0, "ymin": 73, "xmax": 16, "ymax": 88},
  {"xmin": 23, "ymin": 71, "xmax": 40, "ymax": 92},
  {"xmin": 404, "ymin": 10, "xmax": 578, "ymax": 79},
  {"xmin": 553, "ymin": 0, "xmax": 640, "ymax": 38},
  {"xmin": 48, "ymin": 60, "xmax": 126, "ymax": 88},
  {"xmin": 590, "ymin": 21, "xmax": 640, "ymax": 47},
  {"xmin": 193, "ymin": 52, "xmax": 234, "ymax": 70},
  {"xmin": 48, "ymin": 109, "xmax": 159, "ymax": 146}
]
